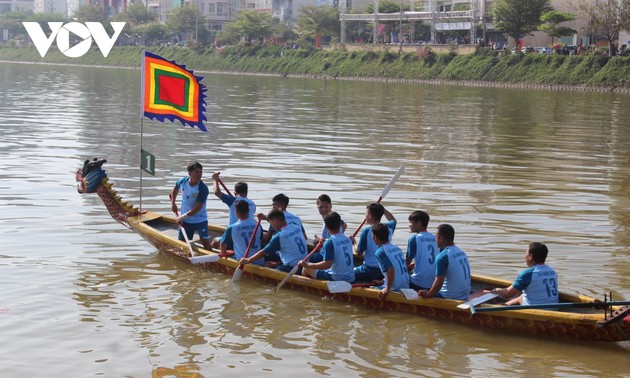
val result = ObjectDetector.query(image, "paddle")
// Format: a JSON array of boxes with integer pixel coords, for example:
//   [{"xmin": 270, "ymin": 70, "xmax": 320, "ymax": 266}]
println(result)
[
  {"xmin": 352, "ymin": 165, "xmax": 405, "ymax": 238},
  {"xmin": 457, "ymin": 293, "xmax": 499, "ymax": 314},
  {"xmin": 471, "ymin": 300, "xmax": 630, "ymax": 314},
  {"xmin": 232, "ymin": 218, "xmax": 262, "ymax": 282},
  {"xmin": 326, "ymin": 282, "xmax": 419, "ymax": 300},
  {"xmin": 217, "ymin": 177, "xmax": 232, "ymax": 196},
  {"xmin": 176, "ymin": 214, "xmax": 220, "ymax": 264},
  {"xmin": 273, "ymin": 239, "xmax": 324, "ymax": 293},
  {"xmin": 326, "ymin": 282, "xmax": 372, "ymax": 293},
  {"xmin": 170, "ymin": 193, "xmax": 219, "ymax": 265}
]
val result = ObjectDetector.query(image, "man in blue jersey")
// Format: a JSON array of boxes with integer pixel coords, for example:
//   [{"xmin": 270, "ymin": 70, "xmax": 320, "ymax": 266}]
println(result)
[
  {"xmin": 170, "ymin": 162, "xmax": 212, "ymax": 250},
  {"xmin": 259, "ymin": 193, "xmax": 307, "ymax": 245},
  {"xmin": 490, "ymin": 242, "xmax": 558, "ymax": 306},
  {"xmin": 406, "ymin": 210, "xmax": 437, "ymax": 290},
  {"xmin": 300, "ymin": 212, "xmax": 355, "ymax": 283},
  {"xmin": 372, "ymin": 223, "xmax": 410, "ymax": 300},
  {"xmin": 353, "ymin": 203, "xmax": 397, "ymax": 283},
  {"xmin": 312, "ymin": 194, "xmax": 347, "ymax": 245},
  {"xmin": 418, "ymin": 224, "xmax": 471, "ymax": 301},
  {"xmin": 240, "ymin": 209, "xmax": 308, "ymax": 273},
  {"xmin": 210, "ymin": 171, "xmax": 256, "ymax": 248},
  {"xmin": 219, "ymin": 200, "xmax": 263, "ymax": 265}
]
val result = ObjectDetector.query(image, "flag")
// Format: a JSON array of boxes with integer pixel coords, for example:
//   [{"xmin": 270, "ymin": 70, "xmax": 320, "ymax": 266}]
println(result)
[{"xmin": 142, "ymin": 51, "xmax": 207, "ymax": 132}]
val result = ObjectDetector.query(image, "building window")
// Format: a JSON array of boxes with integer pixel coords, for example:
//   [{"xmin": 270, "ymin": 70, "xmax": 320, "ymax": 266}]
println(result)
[{"xmin": 217, "ymin": 2, "xmax": 228, "ymax": 16}]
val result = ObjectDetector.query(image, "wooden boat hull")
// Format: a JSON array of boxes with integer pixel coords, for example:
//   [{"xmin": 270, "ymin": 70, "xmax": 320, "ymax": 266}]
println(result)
[{"xmin": 77, "ymin": 161, "xmax": 630, "ymax": 342}]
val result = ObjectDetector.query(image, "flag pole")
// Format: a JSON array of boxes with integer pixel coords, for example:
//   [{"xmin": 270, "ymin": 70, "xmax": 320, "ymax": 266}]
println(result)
[{"xmin": 139, "ymin": 50, "xmax": 145, "ymax": 213}]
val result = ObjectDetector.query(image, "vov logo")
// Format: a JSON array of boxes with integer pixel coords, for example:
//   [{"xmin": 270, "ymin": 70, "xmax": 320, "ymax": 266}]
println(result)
[{"xmin": 22, "ymin": 22, "xmax": 126, "ymax": 58}]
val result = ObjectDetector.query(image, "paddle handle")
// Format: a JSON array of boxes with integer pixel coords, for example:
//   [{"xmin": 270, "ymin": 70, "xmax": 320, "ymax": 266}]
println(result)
[
  {"xmin": 351, "ymin": 196, "xmax": 383, "ymax": 238},
  {"xmin": 217, "ymin": 177, "xmax": 232, "ymax": 196},
  {"xmin": 236, "ymin": 219, "xmax": 262, "ymax": 271},
  {"xmin": 301, "ymin": 239, "xmax": 325, "ymax": 264},
  {"xmin": 243, "ymin": 219, "xmax": 261, "ymax": 259}
]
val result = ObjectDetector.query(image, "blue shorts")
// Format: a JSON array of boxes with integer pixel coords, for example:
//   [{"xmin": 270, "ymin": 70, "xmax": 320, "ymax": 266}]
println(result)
[
  {"xmin": 178, "ymin": 221, "xmax": 209, "ymax": 241},
  {"xmin": 410, "ymin": 282, "xmax": 431, "ymax": 291},
  {"xmin": 353, "ymin": 264, "xmax": 384, "ymax": 283},
  {"xmin": 315, "ymin": 270, "xmax": 333, "ymax": 280},
  {"xmin": 276, "ymin": 264, "xmax": 301, "ymax": 275},
  {"xmin": 309, "ymin": 253, "xmax": 324, "ymax": 263}
]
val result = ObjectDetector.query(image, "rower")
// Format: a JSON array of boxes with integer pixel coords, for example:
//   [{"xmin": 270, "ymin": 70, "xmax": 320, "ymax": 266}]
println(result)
[
  {"xmin": 490, "ymin": 242, "xmax": 559, "ymax": 306},
  {"xmin": 210, "ymin": 171, "xmax": 256, "ymax": 248}
]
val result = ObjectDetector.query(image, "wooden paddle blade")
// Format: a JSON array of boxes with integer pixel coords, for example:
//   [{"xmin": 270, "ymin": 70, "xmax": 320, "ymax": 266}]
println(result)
[
  {"xmin": 400, "ymin": 288, "xmax": 419, "ymax": 300},
  {"xmin": 232, "ymin": 266, "xmax": 244, "ymax": 282},
  {"xmin": 189, "ymin": 254, "xmax": 220, "ymax": 264},
  {"xmin": 326, "ymin": 281, "xmax": 353, "ymax": 293},
  {"xmin": 274, "ymin": 264, "xmax": 300, "ymax": 293},
  {"xmin": 380, "ymin": 165, "xmax": 405, "ymax": 199},
  {"xmin": 457, "ymin": 293, "xmax": 499, "ymax": 310}
]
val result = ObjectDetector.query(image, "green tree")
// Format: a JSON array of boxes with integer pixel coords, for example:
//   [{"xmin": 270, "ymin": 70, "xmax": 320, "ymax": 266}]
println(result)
[
  {"xmin": 134, "ymin": 22, "xmax": 169, "ymax": 45},
  {"xmin": 579, "ymin": 0, "xmax": 630, "ymax": 55},
  {"xmin": 364, "ymin": 0, "xmax": 408, "ymax": 14},
  {"xmin": 220, "ymin": 9, "xmax": 275, "ymax": 44},
  {"xmin": 166, "ymin": 5, "xmax": 208, "ymax": 44},
  {"xmin": 0, "ymin": 11, "xmax": 32, "ymax": 40},
  {"xmin": 29, "ymin": 12, "xmax": 67, "ymax": 23},
  {"xmin": 294, "ymin": 5, "xmax": 340, "ymax": 47},
  {"xmin": 491, "ymin": 0, "xmax": 552, "ymax": 47},
  {"xmin": 539, "ymin": 11, "xmax": 576, "ymax": 46},
  {"xmin": 452, "ymin": 3, "xmax": 469, "ymax": 11},
  {"xmin": 112, "ymin": 3, "xmax": 157, "ymax": 26},
  {"xmin": 72, "ymin": 4, "xmax": 107, "ymax": 23}
]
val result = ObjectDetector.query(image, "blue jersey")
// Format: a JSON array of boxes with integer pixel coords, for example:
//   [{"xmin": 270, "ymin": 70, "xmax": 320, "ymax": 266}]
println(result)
[
  {"xmin": 512, "ymin": 264, "xmax": 558, "ymax": 306},
  {"xmin": 406, "ymin": 231, "xmax": 437, "ymax": 289},
  {"xmin": 262, "ymin": 224, "xmax": 308, "ymax": 267},
  {"xmin": 220, "ymin": 218, "xmax": 263, "ymax": 265},
  {"xmin": 375, "ymin": 243, "xmax": 410, "ymax": 292},
  {"xmin": 269, "ymin": 210, "xmax": 306, "ymax": 236},
  {"xmin": 357, "ymin": 220, "xmax": 397, "ymax": 268},
  {"xmin": 321, "ymin": 233, "xmax": 355, "ymax": 282},
  {"xmin": 321, "ymin": 219, "xmax": 346, "ymax": 239},
  {"xmin": 434, "ymin": 245, "xmax": 471, "ymax": 300},
  {"xmin": 174, "ymin": 177, "xmax": 209, "ymax": 224},
  {"xmin": 221, "ymin": 193, "xmax": 256, "ymax": 225}
]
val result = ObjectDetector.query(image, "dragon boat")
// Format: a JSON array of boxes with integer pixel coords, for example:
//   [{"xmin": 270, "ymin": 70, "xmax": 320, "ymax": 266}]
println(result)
[{"xmin": 76, "ymin": 158, "xmax": 630, "ymax": 343}]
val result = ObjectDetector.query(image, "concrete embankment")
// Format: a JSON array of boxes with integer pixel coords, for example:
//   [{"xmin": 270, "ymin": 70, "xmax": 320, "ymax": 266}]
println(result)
[{"xmin": 1, "ymin": 45, "xmax": 628, "ymax": 93}]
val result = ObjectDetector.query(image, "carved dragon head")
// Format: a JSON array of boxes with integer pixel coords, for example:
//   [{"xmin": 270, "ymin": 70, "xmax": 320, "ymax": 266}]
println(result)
[{"xmin": 76, "ymin": 158, "xmax": 108, "ymax": 193}]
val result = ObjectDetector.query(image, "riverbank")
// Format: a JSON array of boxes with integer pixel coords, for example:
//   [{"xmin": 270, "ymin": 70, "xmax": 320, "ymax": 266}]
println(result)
[{"xmin": 2, "ymin": 44, "xmax": 629, "ymax": 92}]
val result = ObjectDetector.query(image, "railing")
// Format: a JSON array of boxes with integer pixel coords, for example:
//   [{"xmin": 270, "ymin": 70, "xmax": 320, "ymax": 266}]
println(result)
[{"xmin": 341, "ymin": 10, "xmax": 473, "ymax": 22}]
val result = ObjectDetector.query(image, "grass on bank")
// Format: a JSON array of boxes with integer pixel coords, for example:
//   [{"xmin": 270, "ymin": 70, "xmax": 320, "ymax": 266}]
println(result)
[{"xmin": 1, "ymin": 44, "xmax": 628, "ymax": 88}]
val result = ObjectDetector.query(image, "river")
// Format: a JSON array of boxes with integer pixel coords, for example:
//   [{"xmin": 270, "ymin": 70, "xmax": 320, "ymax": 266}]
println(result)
[{"xmin": 1, "ymin": 61, "xmax": 629, "ymax": 377}]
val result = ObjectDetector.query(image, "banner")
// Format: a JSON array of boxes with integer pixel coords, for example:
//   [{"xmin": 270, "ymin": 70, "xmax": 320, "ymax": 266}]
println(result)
[{"xmin": 142, "ymin": 51, "xmax": 207, "ymax": 132}]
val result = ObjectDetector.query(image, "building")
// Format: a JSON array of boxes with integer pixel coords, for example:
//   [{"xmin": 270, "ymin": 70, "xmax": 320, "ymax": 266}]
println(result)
[{"xmin": 1, "ymin": 0, "xmax": 34, "ymax": 13}]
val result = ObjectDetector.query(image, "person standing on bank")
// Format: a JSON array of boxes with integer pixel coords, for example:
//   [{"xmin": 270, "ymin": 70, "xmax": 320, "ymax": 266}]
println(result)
[
  {"xmin": 490, "ymin": 242, "xmax": 558, "ymax": 306},
  {"xmin": 170, "ymin": 161, "xmax": 212, "ymax": 250},
  {"xmin": 418, "ymin": 224, "xmax": 471, "ymax": 301}
]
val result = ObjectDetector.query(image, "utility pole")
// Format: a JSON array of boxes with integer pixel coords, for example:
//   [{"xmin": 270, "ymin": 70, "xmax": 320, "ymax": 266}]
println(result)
[
  {"xmin": 399, "ymin": 0, "xmax": 403, "ymax": 53},
  {"xmin": 196, "ymin": 0, "xmax": 198, "ymax": 43}
]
